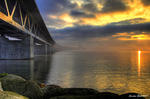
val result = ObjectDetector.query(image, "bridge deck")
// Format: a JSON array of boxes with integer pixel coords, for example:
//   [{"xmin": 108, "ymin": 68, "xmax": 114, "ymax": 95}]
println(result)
[{"xmin": 0, "ymin": 0, "xmax": 54, "ymax": 45}]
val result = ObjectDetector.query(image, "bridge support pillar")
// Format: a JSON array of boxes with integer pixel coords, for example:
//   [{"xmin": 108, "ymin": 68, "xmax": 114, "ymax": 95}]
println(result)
[
  {"xmin": 34, "ymin": 43, "xmax": 53, "ymax": 55},
  {"xmin": 47, "ymin": 45, "xmax": 53, "ymax": 54},
  {"xmin": 45, "ymin": 44, "xmax": 48, "ymax": 55},
  {"xmin": 0, "ymin": 35, "xmax": 34, "ymax": 59},
  {"xmin": 34, "ymin": 43, "xmax": 47, "ymax": 55}
]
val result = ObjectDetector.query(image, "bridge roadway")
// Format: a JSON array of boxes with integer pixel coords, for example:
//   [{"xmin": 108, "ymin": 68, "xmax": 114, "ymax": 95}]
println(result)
[{"xmin": 0, "ymin": 0, "xmax": 55, "ymax": 59}]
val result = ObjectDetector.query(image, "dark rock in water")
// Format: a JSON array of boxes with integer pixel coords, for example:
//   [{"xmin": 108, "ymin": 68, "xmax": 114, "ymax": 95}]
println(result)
[
  {"xmin": 42, "ymin": 85, "xmax": 62, "ymax": 96},
  {"xmin": 0, "ymin": 74, "xmax": 146, "ymax": 99},
  {"xmin": 46, "ymin": 85, "xmax": 62, "ymax": 89},
  {"xmin": 43, "ymin": 88, "xmax": 100, "ymax": 99},
  {"xmin": 60, "ymin": 88, "xmax": 100, "ymax": 95},
  {"xmin": 0, "ymin": 74, "xmax": 43, "ymax": 99},
  {"xmin": 97, "ymin": 92, "xmax": 120, "ymax": 99},
  {"xmin": 120, "ymin": 93, "xmax": 145, "ymax": 99},
  {"xmin": 49, "ymin": 95, "xmax": 100, "ymax": 99},
  {"xmin": 49, "ymin": 92, "xmax": 120, "ymax": 99},
  {"xmin": 42, "ymin": 85, "xmax": 62, "ymax": 98}
]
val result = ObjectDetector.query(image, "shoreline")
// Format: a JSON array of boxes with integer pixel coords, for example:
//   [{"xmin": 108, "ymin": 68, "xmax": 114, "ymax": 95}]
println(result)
[{"xmin": 0, "ymin": 73, "xmax": 146, "ymax": 99}]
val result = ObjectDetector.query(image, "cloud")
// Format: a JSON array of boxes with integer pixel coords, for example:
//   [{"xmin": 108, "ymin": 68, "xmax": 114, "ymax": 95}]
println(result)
[
  {"xmin": 36, "ymin": 0, "xmax": 150, "ymax": 28},
  {"xmin": 82, "ymin": 3, "xmax": 100, "ymax": 13},
  {"xmin": 36, "ymin": 0, "xmax": 150, "ymax": 42},
  {"xmin": 101, "ymin": 0, "xmax": 128, "ymax": 13},
  {"xmin": 50, "ymin": 23, "xmax": 150, "ymax": 39},
  {"xmin": 109, "ymin": 18, "xmax": 147, "ymax": 25},
  {"xmin": 36, "ymin": 0, "xmax": 77, "ymax": 14},
  {"xmin": 112, "ymin": 32, "xmax": 150, "ymax": 40},
  {"xmin": 45, "ymin": 17, "xmax": 69, "ymax": 29},
  {"xmin": 70, "ymin": 10, "xmax": 95, "ymax": 18},
  {"xmin": 141, "ymin": 0, "xmax": 150, "ymax": 6}
]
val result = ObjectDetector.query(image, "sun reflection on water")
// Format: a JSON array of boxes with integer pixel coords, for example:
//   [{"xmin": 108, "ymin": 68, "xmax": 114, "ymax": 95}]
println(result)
[{"xmin": 138, "ymin": 50, "xmax": 141, "ymax": 77}]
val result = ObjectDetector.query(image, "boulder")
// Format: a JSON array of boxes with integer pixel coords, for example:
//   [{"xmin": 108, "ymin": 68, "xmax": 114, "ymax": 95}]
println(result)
[
  {"xmin": 0, "ymin": 91, "xmax": 28, "ymax": 99},
  {"xmin": 22, "ymin": 80, "xmax": 44, "ymax": 99},
  {"xmin": 49, "ymin": 95, "xmax": 100, "ymax": 99},
  {"xmin": 0, "ymin": 74, "xmax": 25, "ymax": 80},
  {"xmin": 45, "ymin": 85, "xmax": 62, "ymax": 89},
  {"xmin": 98, "ymin": 92, "xmax": 119, "ymax": 99},
  {"xmin": 42, "ymin": 85, "xmax": 62, "ymax": 98},
  {"xmin": 58, "ymin": 88, "xmax": 100, "ymax": 95},
  {"xmin": 43, "ymin": 87, "xmax": 100, "ymax": 99},
  {"xmin": 0, "ymin": 74, "xmax": 26, "ymax": 93},
  {"xmin": 0, "ymin": 74, "xmax": 43, "ymax": 99},
  {"xmin": 49, "ymin": 92, "xmax": 120, "ymax": 99}
]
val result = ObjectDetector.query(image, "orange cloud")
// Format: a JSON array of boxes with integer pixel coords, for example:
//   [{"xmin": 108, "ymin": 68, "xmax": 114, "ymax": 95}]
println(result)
[
  {"xmin": 47, "ymin": 0, "xmax": 150, "ymax": 29},
  {"xmin": 48, "ymin": 15, "xmax": 57, "ymax": 19},
  {"xmin": 48, "ymin": 13, "xmax": 78, "ymax": 28},
  {"xmin": 80, "ymin": 0, "xmax": 150, "ymax": 26},
  {"xmin": 59, "ymin": 13, "xmax": 77, "ymax": 23},
  {"xmin": 113, "ymin": 32, "xmax": 150, "ymax": 40}
]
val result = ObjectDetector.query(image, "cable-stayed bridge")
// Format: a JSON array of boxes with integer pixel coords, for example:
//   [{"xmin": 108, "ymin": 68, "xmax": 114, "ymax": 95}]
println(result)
[{"xmin": 0, "ymin": 0, "xmax": 55, "ymax": 59}]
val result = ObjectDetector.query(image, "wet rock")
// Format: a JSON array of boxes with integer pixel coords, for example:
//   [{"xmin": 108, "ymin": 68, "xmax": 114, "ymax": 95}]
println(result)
[
  {"xmin": 120, "ymin": 93, "xmax": 145, "ymax": 99},
  {"xmin": 46, "ymin": 85, "xmax": 62, "ymax": 89},
  {"xmin": 43, "ymin": 87, "xmax": 100, "ymax": 99},
  {"xmin": 23, "ymin": 80, "xmax": 44, "ymax": 99},
  {"xmin": 42, "ymin": 85, "xmax": 62, "ymax": 98},
  {"xmin": 42, "ymin": 85, "xmax": 62, "ymax": 94},
  {"xmin": 0, "ymin": 74, "xmax": 43, "ymax": 99},
  {"xmin": 60, "ymin": 88, "xmax": 100, "ymax": 95},
  {"xmin": 49, "ymin": 95, "xmax": 99, "ymax": 99},
  {"xmin": 98, "ymin": 92, "xmax": 120, "ymax": 99},
  {"xmin": 0, "ymin": 74, "xmax": 26, "ymax": 92},
  {"xmin": 49, "ymin": 92, "xmax": 120, "ymax": 99},
  {"xmin": 0, "ymin": 74, "xmax": 25, "ymax": 81},
  {"xmin": 0, "ymin": 91, "xmax": 28, "ymax": 99},
  {"xmin": 0, "ymin": 74, "xmax": 145, "ymax": 99}
]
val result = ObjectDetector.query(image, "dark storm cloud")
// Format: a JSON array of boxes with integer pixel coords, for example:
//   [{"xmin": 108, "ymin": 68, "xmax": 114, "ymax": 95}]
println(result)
[
  {"xmin": 70, "ymin": 2, "xmax": 99, "ymax": 18},
  {"xmin": 50, "ymin": 23, "xmax": 150, "ymax": 39},
  {"xmin": 70, "ymin": 10, "xmax": 95, "ymax": 18},
  {"xmin": 141, "ymin": 0, "xmax": 150, "ymax": 6},
  {"xmin": 82, "ymin": 3, "xmax": 99, "ymax": 13},
  {"xmin": 101, "ymin": 0, "xmax": 128, "ymax": 13},
  {"xmin": 36, "ymin": 0, "xmax": 77, "ymax": 14}
]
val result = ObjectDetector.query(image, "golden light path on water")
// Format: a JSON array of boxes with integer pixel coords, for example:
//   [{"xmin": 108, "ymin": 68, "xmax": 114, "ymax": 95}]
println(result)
[{"xmin": 138, "ymin": 50, "xmax": 141, "ymax": 77}]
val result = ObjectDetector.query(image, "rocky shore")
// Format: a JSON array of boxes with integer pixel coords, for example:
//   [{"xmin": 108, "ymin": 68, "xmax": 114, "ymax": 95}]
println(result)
[{"xmin": 0, "ymin": 73, "xmax": 146, "ymax": 99}]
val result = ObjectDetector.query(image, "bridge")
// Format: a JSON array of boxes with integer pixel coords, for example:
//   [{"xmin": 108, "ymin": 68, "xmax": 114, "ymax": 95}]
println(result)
[{"xmin": 0, "ymin": 0, "xmax": 55, "ymax": 59}]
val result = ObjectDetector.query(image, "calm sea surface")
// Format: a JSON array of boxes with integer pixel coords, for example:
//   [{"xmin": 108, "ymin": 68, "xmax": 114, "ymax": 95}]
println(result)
[{"xmin": 0, "ymin": 50, "xmax": 150, "ymax": 95}]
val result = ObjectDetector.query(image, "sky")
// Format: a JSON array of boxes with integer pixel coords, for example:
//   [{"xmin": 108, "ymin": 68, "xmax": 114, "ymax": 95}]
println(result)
[{"xmin": 36, "ymin": 0, "xmax": 150, "ymax": 51}]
